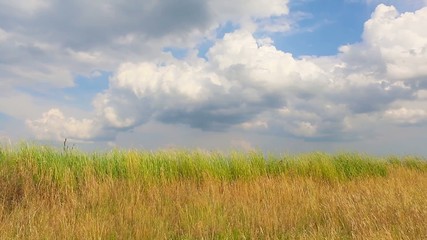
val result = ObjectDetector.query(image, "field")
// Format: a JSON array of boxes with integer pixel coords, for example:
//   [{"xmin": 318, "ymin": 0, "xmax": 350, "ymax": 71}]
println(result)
[{"xmin": 1, "ymin": 145, "xmax": 427, "ymax": 239}]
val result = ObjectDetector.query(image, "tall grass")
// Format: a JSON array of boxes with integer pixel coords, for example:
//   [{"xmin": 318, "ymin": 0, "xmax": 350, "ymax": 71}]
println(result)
[{"xmin": 1, "ymin": 144, "xmax": 426, "ymax": 239}]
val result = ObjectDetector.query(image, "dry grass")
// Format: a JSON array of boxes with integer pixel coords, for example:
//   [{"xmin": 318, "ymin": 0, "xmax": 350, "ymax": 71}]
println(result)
[{"xmin": 0, "ymin": 145, "xmax": 426, "ymax": 239}]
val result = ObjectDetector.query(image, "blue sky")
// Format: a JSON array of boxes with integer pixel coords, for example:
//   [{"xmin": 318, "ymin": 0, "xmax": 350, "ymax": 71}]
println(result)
[
  {"xmin": 277, "ymin": 1, "xmax": 369, "ymax": 56},
  {"xmin": 1, "ymin": 0, "xmax": 427, "ymax": 155}
]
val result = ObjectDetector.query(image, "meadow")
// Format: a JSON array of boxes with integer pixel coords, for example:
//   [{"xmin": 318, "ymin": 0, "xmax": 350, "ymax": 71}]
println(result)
[{"xmin": 1, "ymin": 144, "xmax": 426, "ymax": 239}]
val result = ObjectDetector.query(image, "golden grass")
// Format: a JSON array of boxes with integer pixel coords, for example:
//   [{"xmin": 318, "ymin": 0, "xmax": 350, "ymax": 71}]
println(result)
[{"xmin": 0, "ymin": 146, "xmax": 426, "ymax": 239}]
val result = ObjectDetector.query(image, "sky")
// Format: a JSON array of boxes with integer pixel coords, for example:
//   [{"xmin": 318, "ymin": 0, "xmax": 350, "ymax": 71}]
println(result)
[{"xmin": 1, "ymin": 0, "xmax": 427, "ymax": 155}]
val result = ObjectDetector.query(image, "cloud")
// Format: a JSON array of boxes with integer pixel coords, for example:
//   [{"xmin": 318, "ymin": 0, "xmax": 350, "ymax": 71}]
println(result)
[
  {"xmin": 230, "ymin": 139, "xmax": 255, "ymax": 151},
  {"xmin": 2, "ymin": 0, "xmax": 291, "ymax": 143},
  {"xmin": 26, "ymin": 4, "xmax": 427, "ymax": 143},
  {"xmin": 26, "ymin": 108, "xmax": 101, "ymax": 141},
  {"xmin": 363, "ymin": 0, "xmax": 427, "ymax": 11},
  {"xmin": 364, "ymin": 5, "xmax": 427, "ymax": 80},
  {"xmin": 337, "ymin": 5, "xmax": 427, "ymax": 82},
  {"xmin": 92, "ymin": 30, "xmax": 329, "ymax": 135},
  {"xmin": 0, "ymin": 27, "xmax": 8, "ymax": 42},
  {"xmin": 384, "ymin": 107, "xmax": 427, "ymax": 125},
  {"xmin": 0, "ymin": 0, "xmax": 289, "ymax": 91},
  {"xmin": 0, "ymin": 0, "xmax": 50, "ymax": 15}
]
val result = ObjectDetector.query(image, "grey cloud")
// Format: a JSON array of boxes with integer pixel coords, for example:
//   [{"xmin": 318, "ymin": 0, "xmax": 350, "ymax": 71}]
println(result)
[
  {"xmin": 333, "ymin": 83, "xmax": 415, "ymax": 114},
  {"xmin": 405, "ymin": 77, "xmax": 427, "ymax": 90},
  {"xmin": 0, "ymin": 39, "xmax": 51, "ymax": 65},
  {"xmin": 158, "ymin": 108, "xmax": 253, "ymax": 131},
  {"xmin": 142, "ymin": 0, "xmax": 211, "ymax": 37},
  {"xmin": 270, "ymin": 100, "xmax": 355, "ymax": 141},
  {"xmin": 9, "ymin": 0, "xmax": 212, "ymax": 50},
  {"xmin": 338, "ymin": 44, "xmax": 387, "ymax": 77},
  {"xmin": 156, "ymin": 92, "xmax": 285, "ymax": 131},
  {"xmin": 96, "ymin": 60, "xmax": 287, "ymax": 132},
  {"xmin": 1, "ymin": 0, "xmax": 288, "ymax": 91},
  {"xmin": 26, "ymin": 4, "xmax": 427, "ymax": 143}
]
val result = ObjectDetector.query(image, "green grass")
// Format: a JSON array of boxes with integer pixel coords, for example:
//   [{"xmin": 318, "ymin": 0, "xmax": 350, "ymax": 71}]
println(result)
[
  {"xmin": 1, "ymin": 145, "xmax": 410, "ymax": 183},
  {"xmin": 1, "ymin": 144, "xmax": 426, "ymax": 239}
]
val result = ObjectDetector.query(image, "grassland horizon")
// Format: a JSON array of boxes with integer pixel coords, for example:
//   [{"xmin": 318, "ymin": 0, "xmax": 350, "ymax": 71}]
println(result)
[{"xmin": 1, "ymin": 144, "xmax": 426, "ymax": 239}]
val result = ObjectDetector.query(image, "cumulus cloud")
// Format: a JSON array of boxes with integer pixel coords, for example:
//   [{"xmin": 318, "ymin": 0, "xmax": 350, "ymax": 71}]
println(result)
[
  {"xmin": 0, "ymin": 0, "xmax": 50, "ymax": 15},
  {"xmin": 0, "ymin": 27, "xmax": 8, "ymax": 41},
  {"xmin": 4, "ymin": 0, "xmax": 290, "ymax": 142},
  {"xmin": 364, "ymin": 0, "xmax": 427, "ymax": 11},
  {"xmin": 384, "ymin": 107, "xmax": 427, "ymax": 125},
  {"xmin": 365, "ymin": 5, "xmax": 427, "ymax": 80},
  {"xmin": 26, "ymin": 109, "xmax": 100, "ymax": 141},
  {"xmin": 230, "ymin": 139, "xmax": 255, "ymax": 151},
  {"xmin": 0, "ymin": 0, "xmax": 289, "ymax": 90},
  {"xmin": 338, "ymin": 5, "xmax": 427, "ymax": 81},
  {"xmin": 91, "ymin": 30, "xmax": 332, "ymax": 136},
  {"xmin": 27, "ymin": 4, "xmax": 427, "ymax": 143}
]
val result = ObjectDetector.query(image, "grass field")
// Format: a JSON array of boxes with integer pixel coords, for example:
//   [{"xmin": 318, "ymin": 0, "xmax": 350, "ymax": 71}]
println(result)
[{"xmin": 1, "ymin": 144, "xmax": 427, "ymax": 239}]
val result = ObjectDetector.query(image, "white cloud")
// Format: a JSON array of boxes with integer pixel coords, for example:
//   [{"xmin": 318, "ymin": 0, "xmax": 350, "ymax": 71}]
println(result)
[
  {"xmin": 364, "ymin": 0, "xmax": 427, "ymax": 11},
  {"xmin": 210, "ymin": 0, "xmax": 289, "ymax": 22},
  {"xmin": 0, "ymin": 1, "xmax": 416, "ymax": 148},
  {"xmin": 338, "ymin": 4, "xmax": 427, "ymax": 82},
  {"xmin": 0, "ymin": 0, "xmax": 290, "ymax": 91},
  {"xmin": 293, "ymin": 121, "xmax": 317, "ymax": 137},
  {"xmin": 384, "ymin": 107, "xmax": 427, "ymax": 124},
  {"xmin": 26, "ymin": 109, "xmax": 100, "ymax": 141},
  {"xmin": 256, "ymin": 16, "xmax": 292, "ymax": 33},
  {"xmin": 240, "ymin": 120, "xmax": 269, "ymax": 130},
  {"xmin": 0, "ymin": 134, "xmax": 12, "ymax": 146},
  {"xmin": 230, "ymin": 139, "xmax": 255, "ymax": 151},
  {"xmin": 30, "ymin": 29, "xmax": 325, "ymax": 140},
  {"xmin": 364, "ymin": 5, "xmax": 427, "ymax": 80},
  {"xmin": 0, "ymin": 33, "xmax": 76, "ymax": 88},
  {"xmin": 417, "ymin": 90, "xmax": 427, "ymax": 99},
  {"xmin": 0, "ymin": 0, "xmax": 50, "ymax": 15},
  {"xmin": 209, "ymin": 0, "xmax": 289, "ymax": 32},
  {"xmin": 0, "ymin": 28, "xmax": 8, "ymax": 42},
  {"xmin": 29, "ymin": 4, "xmax": 427, "ymax": 141},
  {"xmin": 0, "ymin": 90, "xmax": 56, "ymax": 119}
]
